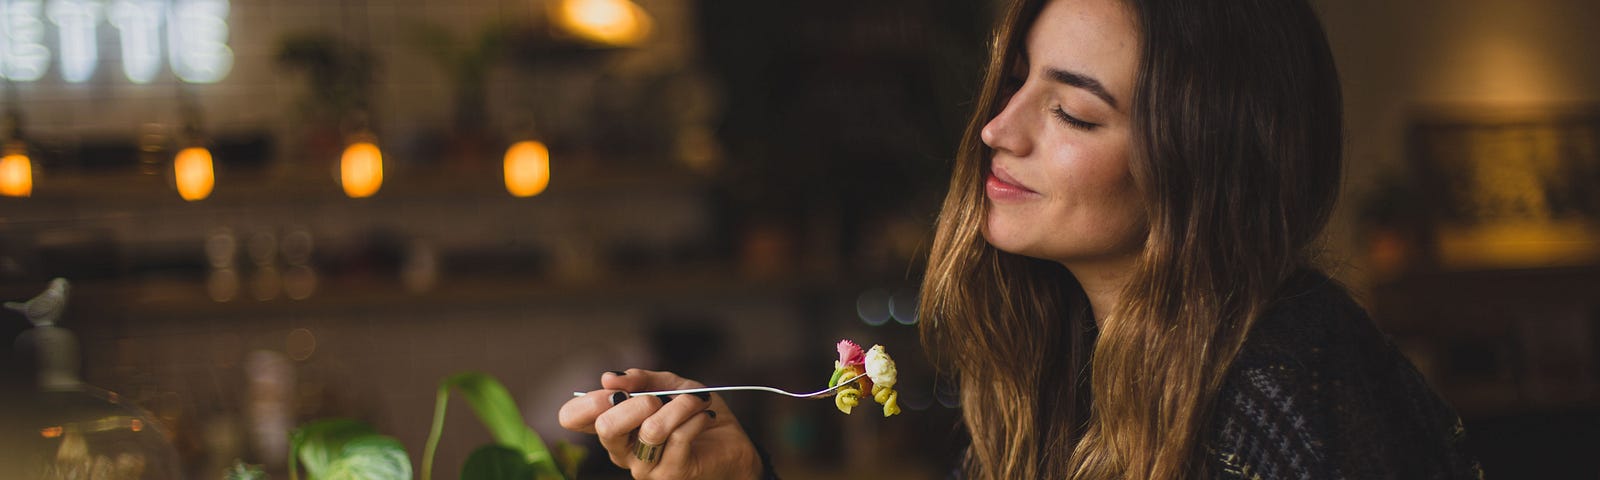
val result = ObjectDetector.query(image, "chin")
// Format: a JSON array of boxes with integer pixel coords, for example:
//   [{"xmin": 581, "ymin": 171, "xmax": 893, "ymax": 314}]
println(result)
[{"xmin": 981, "ymin": 219, "xmax": 1043, "ymax": 259}]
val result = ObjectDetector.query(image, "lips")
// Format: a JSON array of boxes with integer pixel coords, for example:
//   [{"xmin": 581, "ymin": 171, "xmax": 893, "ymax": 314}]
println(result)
[{"xmin": 989, "ymin": 167, "xmax": 1035, "ymax": 193}]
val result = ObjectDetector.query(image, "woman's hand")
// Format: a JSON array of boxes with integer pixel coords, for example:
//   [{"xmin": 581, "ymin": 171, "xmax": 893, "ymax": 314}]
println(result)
[{"xmin": 559, "ymin": 369, "xmax": 765, "ymax": 480}]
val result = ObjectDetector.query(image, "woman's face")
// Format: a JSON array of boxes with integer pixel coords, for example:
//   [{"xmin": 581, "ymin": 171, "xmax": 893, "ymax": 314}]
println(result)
[{"xmin": 981, "ymin": 0, "xmax": 1145, "ymax": 269}]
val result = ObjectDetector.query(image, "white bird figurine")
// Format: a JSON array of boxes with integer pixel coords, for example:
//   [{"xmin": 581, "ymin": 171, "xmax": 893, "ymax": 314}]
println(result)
[{"xmin": 5, "ymin": 277, "xmax": 70, "ymax": 327}]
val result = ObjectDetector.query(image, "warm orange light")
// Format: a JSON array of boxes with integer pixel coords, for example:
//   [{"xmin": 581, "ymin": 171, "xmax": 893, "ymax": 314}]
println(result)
[
  {"xmin": 130, "ymin": 419, "xmax": 143, "ymax": 432},
  {"xmin": 340, "ymin": 141, "xmax": 383, "ymax": 198},
  {"xmin": 41, "ymin": 426, "xmax": 62, "ymax": 438},
  {"xmin": 557, "ymin": 0, "xmax": 651, "ymax": 46},
  {"xmin": 174, "ymin": 147, "xmax": 215, "ymax": 201},
  {"xmin": 504, "ymin": 140, "xmax": 551, "ymax": 197},
  {"xmin": 0, "ymin": 153, "xmax": 31, "ymax": 197}
]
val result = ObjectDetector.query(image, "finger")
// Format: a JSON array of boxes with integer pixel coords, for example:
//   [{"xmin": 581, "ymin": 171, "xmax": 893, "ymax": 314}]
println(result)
[
  {"xmin": 658, "ymin": 409, "xmax": 718, "ymax": 473},
  {"xmin": 636, "ymin": 392, "xmax": 714, "ymax": 446},
  {"xmin": 558, "ymin": 390, "xmax": 618, "ymax": 434},
  {"xmin": 602, "ymin": 368, "xmax": 703, "ymax": 393},
  {"xmin": 594, "ymin": 394, "xmax": 662, "ymax": 467}
]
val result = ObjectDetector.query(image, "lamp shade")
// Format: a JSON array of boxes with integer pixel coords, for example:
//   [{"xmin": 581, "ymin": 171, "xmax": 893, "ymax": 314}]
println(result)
[
  {"xmin": 503, "ymin": 140, "xmax": 550, "ymax": 197},
  {"xmin": 173, "ymin": 147, "xmax": 214, "ymax": 201},
  {"xmin": 340, "ymin": 141, "xmax": 383, "ymax": 198}
]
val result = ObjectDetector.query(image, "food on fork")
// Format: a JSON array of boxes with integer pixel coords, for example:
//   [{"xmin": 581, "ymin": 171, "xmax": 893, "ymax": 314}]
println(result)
[{"xmin": 828, "ymin": 340, "xmax": 900, "ymax": 417}]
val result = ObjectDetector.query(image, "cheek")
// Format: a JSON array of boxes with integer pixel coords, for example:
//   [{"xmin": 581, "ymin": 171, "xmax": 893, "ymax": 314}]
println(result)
[
  {"xmin": 1084, "ymin": 161, "xmax": 1146, "ymax": 248},
  {"xmin": 1054, "ymin": 145, "xmax": 1146, "ymax": 249}
]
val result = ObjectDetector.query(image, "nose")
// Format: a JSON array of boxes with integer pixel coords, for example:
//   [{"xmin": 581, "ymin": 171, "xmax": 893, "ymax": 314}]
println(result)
[{"xmin": 980, "ymin": 91, "xmax": 1031, "ymax": 157}]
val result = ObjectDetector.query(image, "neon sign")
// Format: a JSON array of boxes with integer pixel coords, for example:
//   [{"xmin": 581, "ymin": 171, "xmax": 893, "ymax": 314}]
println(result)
[
  {"xmin": 168, "ymin": 0, "xmax": 230, "ymax": 83},
  {"xmin": 0, "ymin": 0, "xmax": 231, "ymax": 84},
  {"xmin": 108, "ymin": 0, "xmax": 164, "ymax": 83},
  {"xmin": 0, "ymin": 0, "xmax": 50, "ymax": 81},
  {"xmin": 45, "ymin": 0, "xmax": 96, "ymax": 82}
]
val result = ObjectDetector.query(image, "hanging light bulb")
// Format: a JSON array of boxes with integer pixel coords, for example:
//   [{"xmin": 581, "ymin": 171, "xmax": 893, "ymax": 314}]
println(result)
[
  {"xmin": 503, "ymin": 140, "xmax": 550, "ymax": 197},
  {"xmin": 1, "ymin": 110, "xmax": 31, "ymax": 198},
  {"xmin": 555, "ymin": 0, "xmax": 652, "ymax": 46},
  {"xmin": 0, "ymin": 147, "xmax": 31, "ymax": 198},
  {"xmin": 173, "ymin": 146, "xmax": 214, "ymax": 201},
  {"xmin": 340, "ymin": 139, "xmax": 383, "ymax": 198}
]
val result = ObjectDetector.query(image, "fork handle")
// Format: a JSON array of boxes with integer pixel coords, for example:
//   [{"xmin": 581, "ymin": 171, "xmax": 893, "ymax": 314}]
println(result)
[
  {"xmin": 567, "ymin": 388, "xmax": 716, "ymax": 398},
  {"xmin": 570, "ymin": 386, "xmax": 781, "ymax": 398}
]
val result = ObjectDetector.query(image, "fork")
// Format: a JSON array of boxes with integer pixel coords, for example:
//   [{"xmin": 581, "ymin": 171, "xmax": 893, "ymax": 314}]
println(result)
[{"xmin": 571, "ymin": 373, "xmax": 869, "ymax": 400}]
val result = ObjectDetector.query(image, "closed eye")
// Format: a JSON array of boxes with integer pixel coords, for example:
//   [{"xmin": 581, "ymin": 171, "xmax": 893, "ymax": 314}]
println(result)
[{"xmin": 1051, "ymin": 106, "xmax": 1100, "ymax": 131}]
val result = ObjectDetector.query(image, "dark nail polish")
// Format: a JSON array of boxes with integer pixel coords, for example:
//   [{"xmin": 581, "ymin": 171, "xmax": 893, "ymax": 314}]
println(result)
[
  {"xmin": 607, "ymin": 370, "xmax": 626, "ymax": 376},
  {"xmin": 692, "ymin": 392, "xmax": 711, "ymax": 402},
  {"xmin": 704, "ymin": 409, "xmax": 717, "ymax": 419},
  {"xmin": 609, "ymin": 391, "xmax": 628, "ymax": 405}
]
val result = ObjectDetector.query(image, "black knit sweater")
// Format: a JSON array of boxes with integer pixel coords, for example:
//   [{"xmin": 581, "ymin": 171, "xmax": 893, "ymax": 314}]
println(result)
[
  {"xmin": 1200, "ymin": 273, "xmax": 1482, "ymax": 479},
  {"xmin": 934, "ymin": 273, "xmax": 1483, "ymax": 479}
]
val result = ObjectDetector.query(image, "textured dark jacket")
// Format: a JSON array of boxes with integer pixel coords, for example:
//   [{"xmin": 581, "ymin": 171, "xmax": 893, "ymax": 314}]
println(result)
[{"xmin": 1200, "ymin": 273, "xmax": 1483, "ymax": 479}]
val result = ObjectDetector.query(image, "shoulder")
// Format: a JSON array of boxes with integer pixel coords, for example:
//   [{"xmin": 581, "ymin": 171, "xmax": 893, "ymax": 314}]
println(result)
[{"xmin": 1202, "ymin": 270, "xmax": 1482, "ymax": 479}]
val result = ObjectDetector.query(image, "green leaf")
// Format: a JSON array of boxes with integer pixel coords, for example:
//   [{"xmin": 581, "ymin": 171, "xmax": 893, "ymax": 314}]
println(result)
[
  {"xmin": 323, "ymin": 436, "xmax": 413, "ymax": 480},
  {"xmin": 423, "ymin": 372, "xmax": 565, "ymax": 480},
  {"xmin": 224, "ymin": 460, "xmax": 267, "ymax": 480},
  {"xmin": 460, "ymin": 445, "xmax": 536, "ymax": 480},
  {"xmin": 289, "ymin": 419, "xmax": 412, "ymax": 480},
  {"xmin": 291, "ymin": 419, "xmax": 379, "ymax": 480},
  {"xmin": 553, "ymin": 441, "xmax": 587, "ymax": 480}
]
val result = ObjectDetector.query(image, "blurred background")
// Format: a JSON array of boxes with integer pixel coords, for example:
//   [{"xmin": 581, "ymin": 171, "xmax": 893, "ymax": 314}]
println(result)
[{"xmin": 0, "ymin": 0, "xmax": 1596, "ymax": 478}]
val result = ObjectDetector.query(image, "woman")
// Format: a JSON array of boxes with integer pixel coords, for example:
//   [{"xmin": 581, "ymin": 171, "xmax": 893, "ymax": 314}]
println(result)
[{"xmin": 560, "ymin": 0, "xmax": 1482, "ymax": 477}]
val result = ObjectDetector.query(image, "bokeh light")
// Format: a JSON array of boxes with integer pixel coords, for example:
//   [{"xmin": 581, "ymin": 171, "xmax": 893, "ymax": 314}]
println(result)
[
  {"xmin": 503, "ymin": 140, "xmax": 551, "ymax": 197},
  {"xmin": 556, "ymin": 0, "xmax": 652, "ymax": 46},
  {"xmin": 339, "ymin": 141, "xmax": 383, "ymax": 198},
  {"xmin": 856, "ymin": 289, "xmax": 892, "ymax": 326},
  {"xmin": 0, "ymin": 152, "xmax": 32, "ymax": 197},
  {"xmin": 891, "ymin": 289, "xmax": 918, "ymax": 325},
  {"xmin": 173, "ymin": 147, "xmax": 214, "ymax": 201}
]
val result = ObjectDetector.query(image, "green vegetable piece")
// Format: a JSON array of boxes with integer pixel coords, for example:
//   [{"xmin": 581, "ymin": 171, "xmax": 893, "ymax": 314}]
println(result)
[{"xmin": 828, "ymin": 367, "xmax": 846, "ymax": 388}]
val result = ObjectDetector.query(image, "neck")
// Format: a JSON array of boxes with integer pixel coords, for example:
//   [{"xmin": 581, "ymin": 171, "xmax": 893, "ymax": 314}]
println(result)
[{"xmin": 1063, "ymin": 255, "xmax": 1137, "ymax": 327}]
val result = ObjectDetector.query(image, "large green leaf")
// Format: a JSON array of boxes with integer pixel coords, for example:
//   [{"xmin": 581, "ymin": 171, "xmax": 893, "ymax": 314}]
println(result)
[
  {"xmin": 461, "ymin": 445, "xmax": 536, "ymax": 480},
  {"xmin": 422, "ymin": 372, "xmax": 564, "ymax": 480},
  {"xmin": 323, "ymin": 436, "xmax": 413, "ymax": 480},
  {"xmin": 289, "ymin": 419, "xmax": 412, "ymax": 480},
  {"xmin": 291, "ymin": 419, "xmax": 378, "ymax": 480}
]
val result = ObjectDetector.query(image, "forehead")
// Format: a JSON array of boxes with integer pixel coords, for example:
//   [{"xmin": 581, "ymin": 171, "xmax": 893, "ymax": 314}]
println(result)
[{"xmin": 1024, "ymin": 0, "xmax": 1139, "ymax": 94}]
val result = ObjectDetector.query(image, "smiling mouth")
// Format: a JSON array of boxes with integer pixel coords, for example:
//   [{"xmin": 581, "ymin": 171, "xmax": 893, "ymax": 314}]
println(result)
[{"xmin": 988, "ymin": 167, "xmax": 1036, "ymax": 193}]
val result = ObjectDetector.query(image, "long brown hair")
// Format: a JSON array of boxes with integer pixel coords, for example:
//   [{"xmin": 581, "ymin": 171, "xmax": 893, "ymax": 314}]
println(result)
[{"xmin": 918, "ymin": 0, "xmax": 1343, "ymax": 477}]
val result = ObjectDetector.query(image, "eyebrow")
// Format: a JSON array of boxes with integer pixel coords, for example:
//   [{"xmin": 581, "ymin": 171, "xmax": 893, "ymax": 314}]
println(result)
[{"xmin": 1046, "ymin": 68, "xmax": 1119, "ymax": 110}]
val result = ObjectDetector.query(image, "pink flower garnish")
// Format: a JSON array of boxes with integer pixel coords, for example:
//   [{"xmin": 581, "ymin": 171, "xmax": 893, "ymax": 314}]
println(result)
[{"xmin": 837, "ymin": 339, "xmax": 865, "ymax": 367}]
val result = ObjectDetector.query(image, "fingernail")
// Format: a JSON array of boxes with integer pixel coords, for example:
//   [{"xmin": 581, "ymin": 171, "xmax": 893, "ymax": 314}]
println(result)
[
  {"xmin": 609, "ymin": 391, "xmax": 628, "ymax": 405},
  {"xmin": 692, "ymin": 392, "xmax": 711, "ymax": 402},
  {"xmin": 606, "ymin": 370, "xmax": 626, "ymax": 377},
  {"xmin": 704, "ymin": 409, "xmax": 717, "ymax": 419}
]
